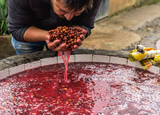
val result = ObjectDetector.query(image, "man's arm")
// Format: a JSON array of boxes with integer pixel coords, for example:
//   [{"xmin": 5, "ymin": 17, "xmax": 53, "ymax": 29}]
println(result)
[
  {"xmin": 8, "ymin": 0, "xmax": 47, "ymax": 42},
  {"xmin": 23, "ymin": 26, "xmax": 48, "ymax": 42}
]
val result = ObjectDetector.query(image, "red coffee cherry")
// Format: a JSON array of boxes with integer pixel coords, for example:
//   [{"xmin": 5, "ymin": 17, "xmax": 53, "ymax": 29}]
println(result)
[{"xmin": 48, "ymin": 26, "xmax": 85, "ymax": 50}]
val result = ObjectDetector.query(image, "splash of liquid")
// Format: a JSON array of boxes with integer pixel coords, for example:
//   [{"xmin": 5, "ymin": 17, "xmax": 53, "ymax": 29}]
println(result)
[{"xmin": 58, "ymin": 51, "xmax": 71, "ymax": 82}]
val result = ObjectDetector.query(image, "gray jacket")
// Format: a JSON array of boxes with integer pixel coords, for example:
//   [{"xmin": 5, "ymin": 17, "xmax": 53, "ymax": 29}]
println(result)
[{"xmin": 8, "ymin": 0, "xmax": 102, "ymax": 42}]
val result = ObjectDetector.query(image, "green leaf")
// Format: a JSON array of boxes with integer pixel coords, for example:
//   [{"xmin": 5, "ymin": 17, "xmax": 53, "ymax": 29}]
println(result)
[{"xmin": 0, "ymin": 0, "xmax": 8, "ymax": 35}]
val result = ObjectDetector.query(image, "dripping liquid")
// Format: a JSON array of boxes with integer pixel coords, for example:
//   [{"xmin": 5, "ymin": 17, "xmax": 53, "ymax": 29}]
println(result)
[{"xmin": 58, "ymin": 51, "xmax": 71, "ymax": 82}]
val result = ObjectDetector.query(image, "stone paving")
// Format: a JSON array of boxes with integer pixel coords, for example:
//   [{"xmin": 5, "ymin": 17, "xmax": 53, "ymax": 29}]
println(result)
[{"xmin": 80, "ymin": 3, "xmax": 160, "ymax": 51}]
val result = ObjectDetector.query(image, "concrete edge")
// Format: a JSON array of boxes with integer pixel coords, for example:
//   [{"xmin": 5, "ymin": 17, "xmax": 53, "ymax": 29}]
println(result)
[
  {"xmin": 0, "ymin": 49, "xmax": 159, "ymax": 78},
  {"xmin": 0, "ymin": 49, "xmax": 129, "ymax": 71}
]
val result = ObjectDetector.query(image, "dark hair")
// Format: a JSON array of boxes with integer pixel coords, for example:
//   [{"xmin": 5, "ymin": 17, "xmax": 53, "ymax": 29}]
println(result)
[{"xmin": 57, "ymin": 0, "xmax": 93, "ymax": 11}]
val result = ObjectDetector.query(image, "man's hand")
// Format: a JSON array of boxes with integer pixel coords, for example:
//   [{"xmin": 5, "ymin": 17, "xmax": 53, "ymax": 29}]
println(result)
[
  {"xmin": 72, "ymin": 26, "xmax": 87, "ymax": 50},
  {"xmin": 45, "ymin": 26, "xmax": 87, "ymax": 51},
  {"xmin": 45, "ymin": 33, "xmax": 68, "ymax": 51}
]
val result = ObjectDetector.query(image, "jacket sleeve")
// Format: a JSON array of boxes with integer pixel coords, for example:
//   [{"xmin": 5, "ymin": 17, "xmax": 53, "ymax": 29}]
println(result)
[
  {"xmin": 72, "ymin": 0, "xmax": 102, "ymax": 38},
  {"xmin": 8, "ymin": 0, "xmax": 33, "ymax": 42}
]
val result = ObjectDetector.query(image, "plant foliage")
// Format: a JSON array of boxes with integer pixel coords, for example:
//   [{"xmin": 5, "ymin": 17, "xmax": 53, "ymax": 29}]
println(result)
[{"xmin": 0, "ymin": 0, "xmax": 8, "ymax": 35}]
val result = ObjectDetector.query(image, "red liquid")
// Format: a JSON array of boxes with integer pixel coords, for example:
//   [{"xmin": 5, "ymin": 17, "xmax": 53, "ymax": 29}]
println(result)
[
  {"xmin": 0, "ymin": 62, "xmax": 160, "ymax": 114},
  {"xmin": 58, "ymin": 51, "xmax": 71, "ymax": 82}
]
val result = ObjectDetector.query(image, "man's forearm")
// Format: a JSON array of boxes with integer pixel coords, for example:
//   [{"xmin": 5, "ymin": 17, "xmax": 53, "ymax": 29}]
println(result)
[{"xmin": 23, "ymin": 26, "xmax": 48, "ymax": 42}]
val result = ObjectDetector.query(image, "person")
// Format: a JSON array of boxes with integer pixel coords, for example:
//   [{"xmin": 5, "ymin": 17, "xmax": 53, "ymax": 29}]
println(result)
[{"xmin": 8, "ymin": 0, "xmax": 102, "ymax": 55}]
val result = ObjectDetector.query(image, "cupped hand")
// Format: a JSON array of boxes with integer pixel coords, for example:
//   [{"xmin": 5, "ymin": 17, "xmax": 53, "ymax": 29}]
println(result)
[
  {"xmin": 45, "ymin": 26, "xmax": 87, "ymax": 51},
  {"xmin": 45, "ymin": 34, "xmax": 68, "ymax": 51},
  {"xmin": 71, "ymin": 26, "xmax": 87, "ymax": 50}
]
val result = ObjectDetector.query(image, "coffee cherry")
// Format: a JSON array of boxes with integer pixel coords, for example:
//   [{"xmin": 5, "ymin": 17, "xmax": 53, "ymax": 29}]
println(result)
[{"xmin": 48, "ymin": 26, "xmax": 85, "ymax": 50}]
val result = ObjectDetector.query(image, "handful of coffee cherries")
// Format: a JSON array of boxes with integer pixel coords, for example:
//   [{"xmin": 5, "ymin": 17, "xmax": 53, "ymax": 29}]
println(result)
[{"xmin": 48, "ymin": 26, "xmax": 85, "ymax": 50}]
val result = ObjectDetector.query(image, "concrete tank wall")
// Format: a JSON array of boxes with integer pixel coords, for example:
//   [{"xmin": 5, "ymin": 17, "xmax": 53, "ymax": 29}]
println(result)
[
  {"xmin": 96, "ymin": 0, "xmax": 145, "ymax": 21},
  {"xmin": 109, "ymin": 0, "xmax": 145, "ymax": 15},
  {"xmin": 95, "ymin": 0, "xmax": 110, "ymax": 21}
]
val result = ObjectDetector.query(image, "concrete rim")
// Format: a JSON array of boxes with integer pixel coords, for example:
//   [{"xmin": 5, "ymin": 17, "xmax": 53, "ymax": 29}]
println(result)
[
  {"xmin": 0, "ymin": 49, "xmax": 130, "ymax": 71},
  {"xmin": 0, "ymin": 49, "xmax": 160, "ymax": 79}
]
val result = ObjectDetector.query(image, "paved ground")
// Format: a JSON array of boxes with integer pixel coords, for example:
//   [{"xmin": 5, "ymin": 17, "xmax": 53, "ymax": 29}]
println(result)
[{"xmin": 80, "ymin": 3, "xmax": 160, "ymax": 51}]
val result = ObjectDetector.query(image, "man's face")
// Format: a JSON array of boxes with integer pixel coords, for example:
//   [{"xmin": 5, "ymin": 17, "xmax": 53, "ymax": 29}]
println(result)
[{"xmin": 51, "ymin": 0, "xmax": 85, "ymax": 21}]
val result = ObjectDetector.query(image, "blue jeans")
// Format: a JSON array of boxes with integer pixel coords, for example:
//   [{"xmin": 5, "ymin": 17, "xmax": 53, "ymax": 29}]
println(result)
[{"xmin": 11, "ymin": 37, "xmax": 50, "ymax": 55}]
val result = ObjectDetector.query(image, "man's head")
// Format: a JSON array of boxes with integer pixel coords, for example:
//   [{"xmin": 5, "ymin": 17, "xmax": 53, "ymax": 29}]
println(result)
[{"xmin": 51, "ymin": 0, "xmax": 93, "ymax": 21}]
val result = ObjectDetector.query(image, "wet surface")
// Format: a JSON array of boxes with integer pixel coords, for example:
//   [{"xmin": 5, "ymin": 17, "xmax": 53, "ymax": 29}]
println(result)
[{"xmin": 0, "ymin": 62, "xmax": 160, "ymax": 114}]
